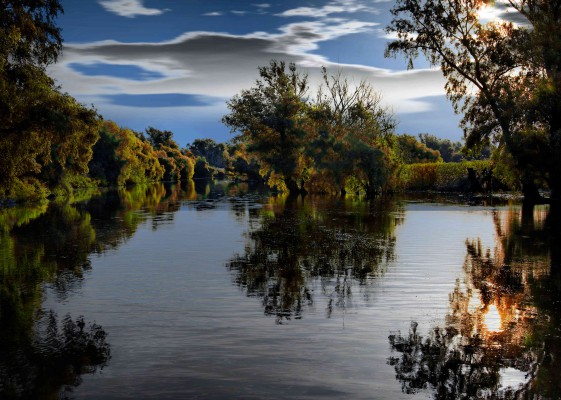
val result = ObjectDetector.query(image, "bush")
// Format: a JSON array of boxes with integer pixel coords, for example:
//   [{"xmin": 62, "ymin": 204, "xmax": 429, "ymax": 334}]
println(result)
[{"xmin": 399, "ymin": 160, "xmax": 494, "ymax": 191}]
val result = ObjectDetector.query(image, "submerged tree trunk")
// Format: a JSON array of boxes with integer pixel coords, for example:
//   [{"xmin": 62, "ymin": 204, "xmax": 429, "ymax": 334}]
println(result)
[
  {"xmin": 284, "ymin": 177, "xmax": 307, "ymax": 196},
  {"xmin": 521, "ymin": 176, "xmax": 542, "ymax": 205},
  {"xmin": 547, "ymin": 203, "xmax": 561, "ymax": 276}
]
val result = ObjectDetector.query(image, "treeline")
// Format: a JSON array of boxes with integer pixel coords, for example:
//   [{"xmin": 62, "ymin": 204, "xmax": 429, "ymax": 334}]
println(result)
[
  {"xmin": 1, "ymin": 1, "xmax": 502, "ymax": 202},
  {"xmin": 222, "ymin": 61, "xmax": 499, "ymax": 197}
]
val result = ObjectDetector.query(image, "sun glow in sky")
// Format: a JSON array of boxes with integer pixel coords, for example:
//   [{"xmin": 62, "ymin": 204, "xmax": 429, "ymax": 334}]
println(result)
[{"xmin": 52, "ymin": 0, "xmax": 469, "ymax": 145}]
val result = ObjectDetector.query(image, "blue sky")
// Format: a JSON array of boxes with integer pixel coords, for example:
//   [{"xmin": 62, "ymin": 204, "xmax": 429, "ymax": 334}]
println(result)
[{"xmin": 50, "ymin": 0, "xmax": 464, "ymax": 146}]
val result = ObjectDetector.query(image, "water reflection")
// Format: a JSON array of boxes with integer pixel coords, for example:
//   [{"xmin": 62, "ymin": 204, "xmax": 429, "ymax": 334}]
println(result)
[
  {"xmin": 388, "ymin": 204, "xmax": 561, "ymax": 399},
  {"xmin": 227, "ymin": 195, "xmax": 402, "ymax": 323},
  {"xmin": 0, "ymin": 182, "xmax": 198, "ymax": 398}
]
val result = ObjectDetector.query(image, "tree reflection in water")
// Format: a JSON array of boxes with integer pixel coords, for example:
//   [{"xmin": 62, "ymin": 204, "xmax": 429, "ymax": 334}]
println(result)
[
  {"xmin": 388, "ymin": 204, "xmax": 561, "ymax": 399},
  {"xmin": 0, "ymin": 182, "xmax": 197, "ymax": 398},
  {"xmin": 227, "ymin": 195, "xmax": 402, "ymax": 323}
]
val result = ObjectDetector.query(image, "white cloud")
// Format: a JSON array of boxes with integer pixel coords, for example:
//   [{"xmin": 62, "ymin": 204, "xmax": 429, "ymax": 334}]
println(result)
[
  {"xmin": 48, "ymin": 3, "xmax": 455, "ymax": 139},
  {"xmin": 98, "ymin": 0, "xmax": 167, "ymax": 18},
  {"xmin": 203, "ymin": 11, "xmax": 223, "ymax": 17},
  {"xmin": 50, "ymin": 27, "xmax": 446, "ymax": 117},
  {"xmin": 277, "ymin": 0, "xmax": 379, "ymax": 18},
  {"xmin": 252, "ymin": 3, "xmax": 271, "ymax": 8}
]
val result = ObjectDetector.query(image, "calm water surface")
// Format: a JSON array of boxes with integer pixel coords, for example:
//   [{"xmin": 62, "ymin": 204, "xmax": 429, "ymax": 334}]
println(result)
[{"xmin": 1, "ymin": 182, "xmax": 560, "ymax": 399}]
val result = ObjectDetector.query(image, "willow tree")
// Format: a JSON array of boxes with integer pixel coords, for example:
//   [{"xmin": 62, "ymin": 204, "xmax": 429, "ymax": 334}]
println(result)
[
  {"xmin": 386, "ymin": 0, "xmax": 561, "ymax": 202},
  {"xmin": 222, "ymin": 60, "xmax": 310, "ymax": 194}
]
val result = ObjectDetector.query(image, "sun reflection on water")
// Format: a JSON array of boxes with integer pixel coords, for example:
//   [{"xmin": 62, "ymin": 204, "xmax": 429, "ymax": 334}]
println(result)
[{"xmin": 484, "ymin": 303, "xmax": 503, "ymax": 333}]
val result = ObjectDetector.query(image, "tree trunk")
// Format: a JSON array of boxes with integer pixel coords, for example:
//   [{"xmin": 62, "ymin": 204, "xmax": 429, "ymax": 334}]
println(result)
[
  {"xmin": 547, "ymin": 203, "xmax": 561, "ymax": 276},
  {"xmin": 521, "ymin": 175, "xmax": 542, "ymax": 204},
  {"xmin": 284, "ymin": 177, "xmax": 306, "ymax": 196}
]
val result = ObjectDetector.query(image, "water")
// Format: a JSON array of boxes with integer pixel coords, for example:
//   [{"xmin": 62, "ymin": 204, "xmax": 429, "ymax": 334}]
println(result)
[{"xmin": 1, "ymin": 182, "xmax": 560, "ymax": 399}]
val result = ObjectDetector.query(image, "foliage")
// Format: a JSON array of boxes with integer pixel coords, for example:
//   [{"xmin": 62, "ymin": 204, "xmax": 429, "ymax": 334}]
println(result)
[
  {"xmin": 188, "ymin": 138, "xmax": 229, "ymax": 169},
  {"xmin": 398, "ymin": 160, "xmax": 496, "ymax": 191},
  {"xmin": 145, "ymin": 127, "xmax": 195, "ymax": 182},
  {"xmin": 0, "ymin": 0, "xmax": 102, "ymax": 201},
  {"xmin": 396, "ymin": 134, "xmax": 442, "ymax": 164},
  {"xmin": 89, "ymin": 121, "xmax": 164, "ymax": 186},
  {"xmin": 306, "ymin": 68, "xmax": 398, "ymax": 196},
  {"xmin": 222, "ymin": 60, "xmax": 310, "ymax": 193},
  {"xmin": 193, "ymin": 156, "xmax": 214, "ymax": 179},
  {"xmin": 224, "ymin": 62, "xmax": 399, "ymax": 196},
  {"xmin": 226, "ymin": 142, "xmax": 262, "ymax": 180},
  {"xmin": 385, "ymin": 0, "xmax": 561, "ymax": 201}
]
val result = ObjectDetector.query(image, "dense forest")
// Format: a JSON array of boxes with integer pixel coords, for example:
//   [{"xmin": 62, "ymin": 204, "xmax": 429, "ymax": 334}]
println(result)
[{"xmin": 2, "ymin": 0, "xmax": 558, "ymax": 202}]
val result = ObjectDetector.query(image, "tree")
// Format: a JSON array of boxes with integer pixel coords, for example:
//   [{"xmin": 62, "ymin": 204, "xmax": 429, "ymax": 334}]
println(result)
[
  {"xmin": 385, "ymin": 0, "xmax": 561, "ymax": 202},
  {"xmin": 222, "ymin": 60, "xmax": 310, "ymax": 194},
  {"xmin": 307, "ymin": 68, "xmax": 397, "ymax": 196},
  {"xmin": 145, "ymin": 126, "xmax": 175, "ymax": 149},
  {"xmin": 145, "ymin": 127, "xmax": 194, "ymax": 181},
  {"xmin": 188, "ymin": 138, "xmax": 228, "ymax": 168},
  {"xmin": 89, "ymin": 121, "xmax": 164, "ymax": 186},
  {"xmin": 0, "ymin": 0, "xmax": 102, "ymax": 199},
  {"xmin": 396, "ymin": 134, "xmax": 443, "ymax": 164}
]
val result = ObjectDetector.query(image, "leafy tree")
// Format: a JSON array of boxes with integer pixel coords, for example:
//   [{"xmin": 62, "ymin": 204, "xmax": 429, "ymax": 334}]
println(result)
[
  {"xmin": 419, "ymin": 133, "xmax": 463, "ymax": 162},
  {"xmin": 89, "ymin": 121, "xmax": 164, "ymax": 186},
  {"xmin": 307, "ymin": 69, "xmax": 397, "ymax": 196},
  {"xmin": 144, "ymin": 127, "xmax": 194, "ymax": 181},
  {"xmin": 188, "ymin": 138, "xmax": 229, "ymax": 169},
  {"xmin": 396, "ymin": 134, "xmax": 443, "ymax": 164},
  {"xmin": 385, "ymin": 0, "xmax": 560, "ymax": 202},
  {"xmin": 193, "ymin": 156, "xmax": 214, "ymax": 179},
  {"xmin": 0, "ymin": 0, "xmax": 102, "ymax": 200},
  {"xmin": 222, "ymin": 60, "xmax": 310, "ymax": 194},
  {"xmin": 145, "ymin": 126, "xmax": 175, "ymax": 149}
]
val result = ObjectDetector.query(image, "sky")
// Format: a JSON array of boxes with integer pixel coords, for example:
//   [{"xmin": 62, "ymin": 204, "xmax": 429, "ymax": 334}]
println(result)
[{"xmin": 50, "ymin": 0, "xmax": 468, "ymax": 146}]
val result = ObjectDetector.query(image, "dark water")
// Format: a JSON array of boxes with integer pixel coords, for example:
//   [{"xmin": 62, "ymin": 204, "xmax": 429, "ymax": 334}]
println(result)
[{"xmin": 1, "ymin": 182, "xmax": 560, "ymax": 399}]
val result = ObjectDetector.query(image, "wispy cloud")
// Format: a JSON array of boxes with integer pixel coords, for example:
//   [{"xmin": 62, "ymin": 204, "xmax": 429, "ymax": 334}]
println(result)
[
  {"xmin": 51, "ymin": 24, "xmax": 446, "ymax": 116},
  {"xmin": 277, "ymin": 0, "xmax": 379, "ymax": 18},
  {"xmin": 98, "ymin": 0, "xmax": 167, "ymax": 18},
  {"xmin": 203, "ymin": 11, "xmax": 223, "ymax": 17}
]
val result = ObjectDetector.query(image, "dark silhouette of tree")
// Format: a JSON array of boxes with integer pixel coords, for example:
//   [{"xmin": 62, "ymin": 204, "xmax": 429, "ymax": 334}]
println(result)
[{"xmin": 386, "ymin": 0, "xmax": 561, "ymax": 202}]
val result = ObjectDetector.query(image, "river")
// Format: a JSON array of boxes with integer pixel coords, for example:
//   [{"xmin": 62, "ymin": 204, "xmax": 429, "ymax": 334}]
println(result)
[{"xmin": 1, "ymin": 181, "xmax": 559, "ymax": 399}]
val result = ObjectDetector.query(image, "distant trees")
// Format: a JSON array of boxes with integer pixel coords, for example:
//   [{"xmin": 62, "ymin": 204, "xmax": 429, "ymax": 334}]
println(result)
[
  {"xmin": 188, "ymin": 138, "xmax": 228, "ymax": 169},
  {"xmin": 145, "ymin": 127, "xmax": 194, "ymax": 181},
  {"xmin": 396, "ymin": 134, "xmax": 442, "ymax": 164},
  {"xmin": 88, "ymin": 123, "xmax": 197, "ymax": 186},
  {"xmin": 385, "ymin": 0, "xmax": 561, "ymax": 202}
]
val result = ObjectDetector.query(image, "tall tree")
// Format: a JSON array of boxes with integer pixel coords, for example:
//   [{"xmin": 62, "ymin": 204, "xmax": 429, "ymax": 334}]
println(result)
[
  {"xmin": 307, "ymin": 68, "xmax": 397, "ymax": 196},
  {"xmin": 222, "ymin": 60, "xmax": 310, "ymax": 194},
  {"xmin": 385, "ymin": 0, "xmax": 561, "ymax": 202},
  {"xmin": 0, "ymin": 0, "xmax": 101, "ymax": 199}
]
